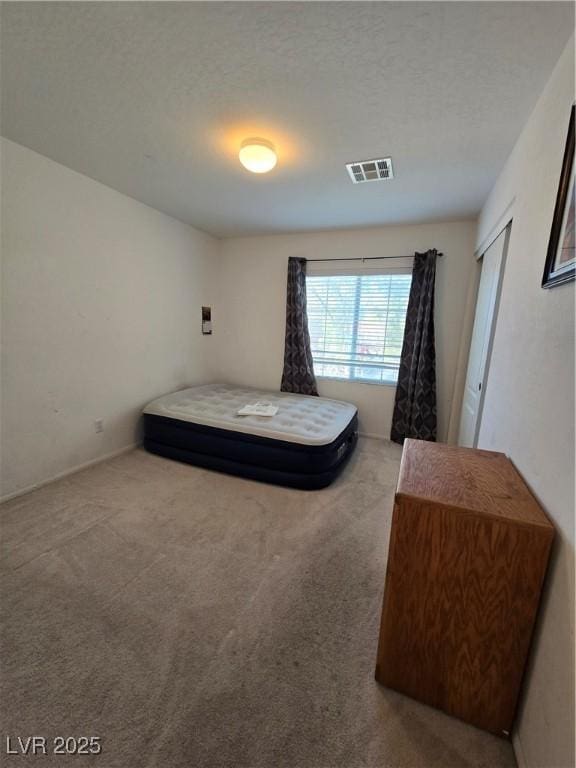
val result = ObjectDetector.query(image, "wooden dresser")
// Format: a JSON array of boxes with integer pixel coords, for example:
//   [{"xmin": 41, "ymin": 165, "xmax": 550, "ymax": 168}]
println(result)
[{"xmin": 375, "ymin": 439, "xmax": 554, "ymax": 736}]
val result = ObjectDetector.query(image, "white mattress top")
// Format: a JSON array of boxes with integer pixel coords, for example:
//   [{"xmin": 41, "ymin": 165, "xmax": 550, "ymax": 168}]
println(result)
[{"xmin": 143, "ymin": 383, "xmax": 357, "ymax": 446}]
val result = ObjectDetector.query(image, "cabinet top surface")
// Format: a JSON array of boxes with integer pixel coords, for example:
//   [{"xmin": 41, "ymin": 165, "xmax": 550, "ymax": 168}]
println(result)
[{"xmin": 396, "ymin": 440, "xmax": 553, "ymax": 529}]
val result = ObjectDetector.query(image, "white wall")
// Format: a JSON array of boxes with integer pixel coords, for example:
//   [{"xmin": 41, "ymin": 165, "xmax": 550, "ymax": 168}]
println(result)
[
  {"xmin": 212, "ymin": 222, "xmax": 477, "ymax": 442},
  {"xmin": 1, "ymin": 138, "xmax": 218, "ymax": 500},
  {"xmin": 474, "ymin": 38, "xmax": 575, "ymax": 768}
]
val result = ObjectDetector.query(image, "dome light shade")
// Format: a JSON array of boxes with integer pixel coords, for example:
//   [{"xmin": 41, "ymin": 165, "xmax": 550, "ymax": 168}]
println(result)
[{"xmin": 239, "ymin": 138, "xmax": 277, "ymax": 173}]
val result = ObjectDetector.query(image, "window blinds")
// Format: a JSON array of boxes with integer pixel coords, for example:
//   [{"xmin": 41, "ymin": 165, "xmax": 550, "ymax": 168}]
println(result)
[{"xmin": 306, "ymin": 272, "xmax": 412, "ymax": 384}]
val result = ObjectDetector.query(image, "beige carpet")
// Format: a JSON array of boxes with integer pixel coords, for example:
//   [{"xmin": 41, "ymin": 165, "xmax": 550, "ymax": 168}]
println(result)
[{"xmin": 0, "ymin": 438, "xmax": 516, "ymax": 768}]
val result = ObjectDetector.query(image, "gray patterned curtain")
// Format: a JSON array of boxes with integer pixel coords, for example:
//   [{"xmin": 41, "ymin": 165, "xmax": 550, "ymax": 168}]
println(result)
[
  {"xmin": 280, "ymin": 257, "xmax": 318, "ymax": 396},
  {"xmin": 390, "ymin": 250, "xmax": 438, "ymax": 444}
]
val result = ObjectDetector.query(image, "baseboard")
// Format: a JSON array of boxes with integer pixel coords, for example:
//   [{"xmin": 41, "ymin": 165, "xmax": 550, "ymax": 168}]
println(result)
[
  {"xmin": 0, "ymin": 442, "xmax": 140, "ymax": 504},
  {"xmin": 3, "ymin": 434, "xmax": 388, "ymax": 502},
  {"xmin": 513, "ymin": 731, "xmax": 528, "ymax": 768}
]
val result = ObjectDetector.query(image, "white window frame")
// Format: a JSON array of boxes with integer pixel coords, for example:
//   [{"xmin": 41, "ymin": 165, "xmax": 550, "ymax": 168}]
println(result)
[{"xmin": 305, "ymin": 259, "xmax": 413, "ymax": 387}]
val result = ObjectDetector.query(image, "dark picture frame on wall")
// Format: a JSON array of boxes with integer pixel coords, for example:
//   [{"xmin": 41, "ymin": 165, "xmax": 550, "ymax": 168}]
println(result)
[{"xmin": 542, "ymin": 103, "xmax": 575, "ymax": 288}]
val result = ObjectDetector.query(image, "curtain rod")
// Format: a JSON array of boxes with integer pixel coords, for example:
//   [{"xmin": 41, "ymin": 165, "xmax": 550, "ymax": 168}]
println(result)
[{"xmin": 306, "ymin": 253, "xmax": 443, "ymax": 263}]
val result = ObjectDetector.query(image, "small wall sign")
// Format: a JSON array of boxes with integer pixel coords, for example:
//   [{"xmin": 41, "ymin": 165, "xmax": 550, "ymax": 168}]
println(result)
[{"xmin": 202, "ymin": 306, "xmax": 212, "ymax": 335}]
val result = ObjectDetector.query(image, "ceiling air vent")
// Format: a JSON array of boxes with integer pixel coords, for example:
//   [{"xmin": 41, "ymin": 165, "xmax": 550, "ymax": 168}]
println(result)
[{"xmin": 346, "ymin": 157, "xmax": 394, "ymax": 184}]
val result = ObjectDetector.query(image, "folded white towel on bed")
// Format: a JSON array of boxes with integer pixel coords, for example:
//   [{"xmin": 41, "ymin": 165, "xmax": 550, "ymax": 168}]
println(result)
[{"xmin": 237, "ymin": 401, "xmax": 279, "ymax": 417}]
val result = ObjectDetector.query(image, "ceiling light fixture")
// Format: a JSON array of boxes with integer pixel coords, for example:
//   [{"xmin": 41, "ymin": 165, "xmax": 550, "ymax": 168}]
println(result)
[{"xmin": 239, "ymin": 138, "xmax": 277, "ymax": 174}]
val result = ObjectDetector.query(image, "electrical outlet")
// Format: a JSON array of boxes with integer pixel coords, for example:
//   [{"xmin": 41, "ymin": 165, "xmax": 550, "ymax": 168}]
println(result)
[{"xmin": 94, "ymin": 419, "xmax": 104, "ymax": 433}]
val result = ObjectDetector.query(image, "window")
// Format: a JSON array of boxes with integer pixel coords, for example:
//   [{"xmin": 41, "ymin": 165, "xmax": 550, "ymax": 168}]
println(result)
[{"xmin": 306, "ymin": 271, "xmax": 412, "ymax": 384}]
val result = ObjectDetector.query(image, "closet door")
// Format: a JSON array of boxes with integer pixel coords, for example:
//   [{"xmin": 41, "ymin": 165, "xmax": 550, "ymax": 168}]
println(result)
[{"xmin": 459, "ymin": 224, "xmax": 510, "ymax": 447}]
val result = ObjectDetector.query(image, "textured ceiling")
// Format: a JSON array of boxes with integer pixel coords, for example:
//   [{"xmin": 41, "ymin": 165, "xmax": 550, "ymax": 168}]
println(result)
[{"xmin": 1, "ymin": 2, "xmax": 574, "ymax": 237}]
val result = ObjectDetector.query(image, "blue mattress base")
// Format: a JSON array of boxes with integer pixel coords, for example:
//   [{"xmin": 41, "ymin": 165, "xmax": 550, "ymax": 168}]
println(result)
[{"xmin": 143, "ymin": 412, "xmax": 358, "ymax": 490}]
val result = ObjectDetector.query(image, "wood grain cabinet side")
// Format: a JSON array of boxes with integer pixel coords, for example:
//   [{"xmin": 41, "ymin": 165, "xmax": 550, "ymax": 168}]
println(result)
[{"xmin": 375, "ymin": 439, "xmax": 554, "ymax": 736}]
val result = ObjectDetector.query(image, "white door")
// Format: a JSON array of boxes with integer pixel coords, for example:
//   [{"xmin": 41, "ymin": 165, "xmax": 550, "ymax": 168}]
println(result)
[{"xmin": 458, "ymin": 224, "xmax": 510, "ymax": 448}]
